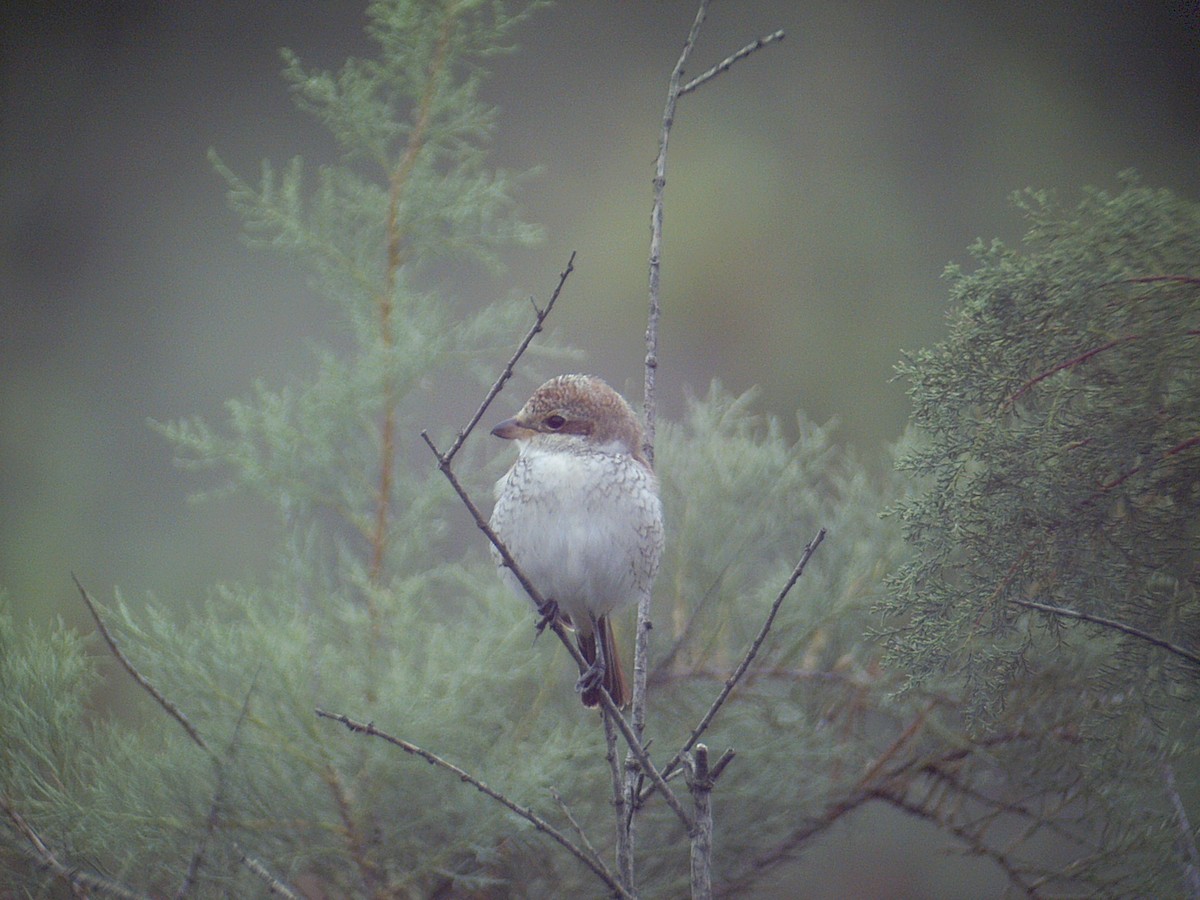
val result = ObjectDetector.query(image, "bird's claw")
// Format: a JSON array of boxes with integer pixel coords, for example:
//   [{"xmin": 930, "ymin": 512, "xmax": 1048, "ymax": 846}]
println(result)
[
  {"xmin": 575, "ymin": 661, "xmax": 605, "ymax": 696},
  {"xmin": 534, "ymin": 599, "xmax": 559, "ymax": 638}
]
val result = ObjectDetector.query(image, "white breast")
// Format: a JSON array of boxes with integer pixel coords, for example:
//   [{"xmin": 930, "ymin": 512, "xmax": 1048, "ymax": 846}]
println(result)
[{"xmin": 490, "ymin": 444, "xmax": 664, "ymax": 632}]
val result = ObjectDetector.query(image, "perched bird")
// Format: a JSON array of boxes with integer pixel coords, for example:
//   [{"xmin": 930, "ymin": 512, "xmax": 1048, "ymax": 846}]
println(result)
[{"xmin": 489, "ymin": 374, "xmax": 664, "ymax": 708}]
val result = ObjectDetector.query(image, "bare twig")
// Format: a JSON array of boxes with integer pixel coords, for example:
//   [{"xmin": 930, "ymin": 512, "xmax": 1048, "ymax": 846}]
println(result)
[
  {"xmin": 1011, "ymin": 598, "xmax": 1200, "ymax": 668},
  {"xmin": 1161, "ymin": 759, "xmax": 1200, "ymax": 899},
  {"xmin": 315, "ymin": 708, "xmax": 632, "ymax": 899},
  {"xmin": 176, "ymin": 669, "xmax": 259, "ymax": 899},
  {"xmin": 595, "ymin": 689, "xmax": 692, "ymax": 831},
  {"xmin": 678, "ymin": 29, "xmax": 786, "ymax": 96},
  {"xmin": 549, "ymin": 788, "xmax": 606, "ymax": 876},
  {"xmin": 72, "ymin": 574, "xmax": 210, "ymax": 753},
  {"xmin": 438, "ymin": 251, "xmax": 576, "ymax": 466},
  {"xmin": 644, "ymin": 1, "xmax": 707, "ymax": 468},
  {"xmin": 2, "ymin": 797, "xmax": 153, "ymax": 900},
  {"xmin": 603, "ymin": 710, "xmax": 634, "ymax": 892},
  {"xmin": 653, "ymin": 528, "xmax": 826, "ymax": 792},
  {"xmin": 420, "ymin": 430, "xmax": 588, "ymax": 674},
  {"xmin": 233, "ymin": 843, "xmax": 302, "ymax": 899}
]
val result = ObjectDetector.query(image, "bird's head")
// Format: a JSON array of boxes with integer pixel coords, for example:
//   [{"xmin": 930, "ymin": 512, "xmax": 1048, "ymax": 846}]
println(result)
[{"xmin": 491, "ymin": 374, "xmax": 647, "ymax": 463}]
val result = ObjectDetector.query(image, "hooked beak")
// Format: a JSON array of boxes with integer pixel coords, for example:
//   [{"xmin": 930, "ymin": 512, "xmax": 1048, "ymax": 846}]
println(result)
[{"xmin": 490, "ymin": 417, "xmax": 530, "ymax": 440}]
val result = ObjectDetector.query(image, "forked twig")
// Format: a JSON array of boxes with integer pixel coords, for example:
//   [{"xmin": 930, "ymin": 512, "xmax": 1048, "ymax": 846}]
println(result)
[
  {"xmin": 550, "ymin": 788, "xmax": 605, "ymax": 873},
  {"xmin": 316, "ymin": 709, "xmax": 632, "ymax": 899},
  {"xmin": 651, "ymin": 528, "xmax": 827, "ymax": 794},
  {"xmin": 678, "ymin": 29, "xmax": 786, "ymax": 97}
]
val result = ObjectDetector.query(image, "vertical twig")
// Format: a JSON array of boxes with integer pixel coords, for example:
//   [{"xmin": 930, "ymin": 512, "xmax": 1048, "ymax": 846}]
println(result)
[
  {"xmin": 630, "ymin": 8, "xmax": 711, "ymax": 866},
  {"xmin": 1162, "ymin": 759, "xmax": 1200, "ymax": 899},
  {"xmin": 643, "ymin": 0, "xmax": 708, "ymax": 469},
  {"xmin": 684, "ymin": 743, "xmax": 735, "ymax": 900},
  {"xmin": 604, "ymin": 710, "xmax": 634, "ymax": 892},
  {"xmin": 686, "ymin": 745, "xmax": 714, "ymax": 900}
]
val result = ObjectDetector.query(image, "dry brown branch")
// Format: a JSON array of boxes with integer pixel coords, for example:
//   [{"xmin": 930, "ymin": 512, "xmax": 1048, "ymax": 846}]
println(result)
[
  {"xmin": 371, "ymin": 7, "xmax": 460, "ymax": 587},
  {"xmin": 595, "ymin": 688, "xmax": 692, "ymax": 831},
  {"xmin": 315, "ymin": 708, "xmax": 632, "ymax": 899}
]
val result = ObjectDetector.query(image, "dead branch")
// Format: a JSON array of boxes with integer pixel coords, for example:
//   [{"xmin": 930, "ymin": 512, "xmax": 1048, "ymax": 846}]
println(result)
[
  {"xmin": 653, "ymin": 528, "xmax": 826, "ymax": 793},
  {"xmin": 678, "ymin": 29, "xmax": 786, "ymax": 96},
  {"xmin": 233, "ymin": 843, "xmax": 303, "ymax": 899},
  {"xmin": 1011, "ymin": 598, "xmax": 1200, "ymax": 668},
  {"xmin": 2, "ymin": 796, "xmax": 153, "ymax": 900},
  {"xmin": 438, "ymin": 250, "xmax": 576, "ymax": 466},
  {"xmin": 72, "ymin": 573, "xmax": 210, "ymax": 754},
  {"xmin": 315, "ymin": 708, "xmax": 632, "ymax": 898}
]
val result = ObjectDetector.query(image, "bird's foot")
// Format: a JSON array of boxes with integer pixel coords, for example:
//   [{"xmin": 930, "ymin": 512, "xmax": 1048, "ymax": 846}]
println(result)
[
  {"xmin": 534, "ymin": 599, "xmax": 560, "ymax": 638},
  {"xmin": 575, "ymin": 660, "xmax": 605, "ymax": 697}
]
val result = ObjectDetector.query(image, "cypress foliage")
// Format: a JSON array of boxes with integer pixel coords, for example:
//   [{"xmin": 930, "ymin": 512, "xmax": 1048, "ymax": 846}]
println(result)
[
  {"xmin": 889, "ymin": 174, "xmax": 1199, "ymax": 724},
  {"xmin": 3, "ymin": 1, "xmax": 1196, "ymax": 894}
]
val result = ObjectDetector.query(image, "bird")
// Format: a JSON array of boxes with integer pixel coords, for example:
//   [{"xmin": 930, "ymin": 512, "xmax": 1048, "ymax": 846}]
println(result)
[{"xmin": 489, "ymin": 374, "xmax": 664, "ymax": 708}]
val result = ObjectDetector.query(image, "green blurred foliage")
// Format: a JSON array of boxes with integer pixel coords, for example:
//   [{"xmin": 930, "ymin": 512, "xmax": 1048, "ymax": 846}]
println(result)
[{"xmin": 2, "ymin": 1, "xmax": 1198, "ymax": 897}]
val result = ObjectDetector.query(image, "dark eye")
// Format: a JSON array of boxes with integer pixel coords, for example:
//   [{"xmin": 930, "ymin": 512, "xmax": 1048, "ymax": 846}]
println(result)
[{"xmin": 544, "ymin": 414, "xmax": 566, "ymax": 431}]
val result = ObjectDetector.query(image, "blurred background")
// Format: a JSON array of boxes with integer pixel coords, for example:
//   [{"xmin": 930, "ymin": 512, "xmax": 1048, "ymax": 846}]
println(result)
[{"xmin": 2, "ymin": 0, "xmax": 1198, "ymax": 657}]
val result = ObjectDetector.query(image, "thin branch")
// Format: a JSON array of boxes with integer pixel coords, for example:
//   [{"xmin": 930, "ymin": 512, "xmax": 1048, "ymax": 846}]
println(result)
[
  {"xmin": 654, "ymin": 528, "xmax": 827, "ymax": 789},
  {"xmin": 233, "ymin": 843, "xmax": 302, "ymax": 899},
  {"xmin": 597, "ymin": 682, "xmax": 693, "ymax": 831},
  {"xmin": 1161, "ymin": 760, "xmax": 1200, "ymax": 899},
  {"xmin": 315, "ymin": 708, "xmax": 633, "ymax": 899},
  {"xmin": 678, "ymin": 29, "xmax": 786, "ymax": 96},
  {"xmin": 437, "ymin": 251, "xmax": 576, "ymax": 466},
  {"xmin": 72, "ymin": 574, "xmax": 210, "ymax": 753},
  {"xmin": 549, "ymin": 788, "xmax": 606, "ymax": 877},
  {"xmin": 1011, "ymin": 598, "xmax": 1200, "ymax": 668},
  {"xmin": 176, "ymin": 669, "xmax": 260, "ymax": 899},
  {"xmin": 603, "ymin": 710, "xmax": 634, "ymax": 892},
  {"xmin": 2, "ymin": 797, "xmax": 153, "ymax": 900},
  {"xmin": 645, "ymin": 0, "xmax": 708, "ymax": 467},
  {"xmin": 420, "ymin": 430, "xmax": 588, "ymax": 674},
  {"xmin": 878, "ymin": 789, "xmax": 1041, "ymax": 897}
]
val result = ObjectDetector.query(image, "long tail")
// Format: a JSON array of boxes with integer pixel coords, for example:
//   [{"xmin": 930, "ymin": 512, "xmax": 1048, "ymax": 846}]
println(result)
[{"xmin": 579, "ymin": 616, "xmax": 628, "ymax": 709}]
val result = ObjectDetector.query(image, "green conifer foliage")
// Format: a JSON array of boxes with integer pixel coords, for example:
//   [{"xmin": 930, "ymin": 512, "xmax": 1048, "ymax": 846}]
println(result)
[
  {"xmin": 889, "ymin": 174, "xmax": 1199, "ymax": 723},
  {"xmin": 4, "ymin": 0, "xmax": 1196, "ymax": 893},
  {"xmin": 886, "ymin": 174, "xmax": 1200, "ymax": 893}
]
